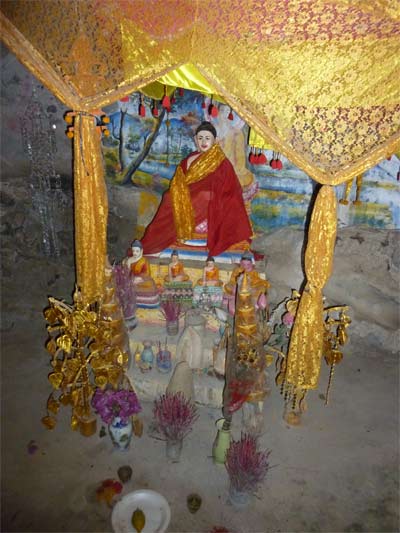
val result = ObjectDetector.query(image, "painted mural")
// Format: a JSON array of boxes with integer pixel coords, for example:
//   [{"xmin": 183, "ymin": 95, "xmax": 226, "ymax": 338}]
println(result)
[{"xmin": 102, "ymin": 89, "xmax": 400, "ymax": 235}]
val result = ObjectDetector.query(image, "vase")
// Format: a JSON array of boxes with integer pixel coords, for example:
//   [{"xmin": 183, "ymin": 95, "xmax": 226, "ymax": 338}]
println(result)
[
  {"xmin": 212, "ymin": 418, "xmax": 231, "ymax": 465},
  {"xmin": 166, "ymin": 319, "xmax": 179, "ymax": 336},
  {"xmin": 157, "ymin": 349, "xmax": 172, "ymax": 374},
  {"xmin": 228, "ymin": 484, "xmax": 252, "ymax": 507},
  {"xmin": 166, "ymin": 438, "xmax": 183, "ymax": 462},
  {"xmin": 140, "ymin": 341, "xmax": 154, "ymax": 372},
  {"xmin": 108, "ymin": 417, "xmax": 133, "ymax": 450}
]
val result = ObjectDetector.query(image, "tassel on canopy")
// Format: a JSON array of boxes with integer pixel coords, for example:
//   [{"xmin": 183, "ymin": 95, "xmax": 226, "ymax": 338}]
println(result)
[{"xmin": 284, "ymin": 185, "xmax": 337, "ymax": 392}]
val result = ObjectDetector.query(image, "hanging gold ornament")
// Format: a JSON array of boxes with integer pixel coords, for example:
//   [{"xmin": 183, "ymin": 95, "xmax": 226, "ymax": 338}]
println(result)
[{"xmin": 42, "ymin": 286, "xmax": 129, "ymax": 436}]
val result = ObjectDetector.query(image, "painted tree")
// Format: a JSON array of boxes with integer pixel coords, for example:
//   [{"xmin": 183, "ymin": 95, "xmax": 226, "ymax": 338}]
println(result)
[{"xmin": 119, "ymin": 106, "xmax": 167, "ymax": 186}]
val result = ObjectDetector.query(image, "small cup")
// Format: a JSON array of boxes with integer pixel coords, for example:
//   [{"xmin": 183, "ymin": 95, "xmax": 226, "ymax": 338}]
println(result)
[
  {"xmin": 187, "ymin": 493, "xmax": 202, "ymax": 514},
  {"xmin": 117, "ymin": 465, "xmax": 132, "ymax": 484}
]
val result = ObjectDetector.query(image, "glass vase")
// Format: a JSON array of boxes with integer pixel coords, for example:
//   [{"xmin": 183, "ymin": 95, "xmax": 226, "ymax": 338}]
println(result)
[
  {"xmin": 166, "ymin": 319, "xmax": 179, "ymax": 336},
  {"xmin": 108, "ymin": 416, "xmax": 133, "ymax": 450},
  {"xmin": 166, "ymin": 438, "xmax": 183, "ymax": 462},
  {"xmin": 228, "ymin": 484, "xmax": 252, "ymax": 507}
]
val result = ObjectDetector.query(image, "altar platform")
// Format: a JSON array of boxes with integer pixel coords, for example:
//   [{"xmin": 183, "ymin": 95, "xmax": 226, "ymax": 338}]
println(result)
[
  {"xmin": 126, "ymin": 318, "xmax": 224, "ymax": 408},
  {"xmin": 142, "ymin": 242, "xmax": 267, "ymax": 315}
]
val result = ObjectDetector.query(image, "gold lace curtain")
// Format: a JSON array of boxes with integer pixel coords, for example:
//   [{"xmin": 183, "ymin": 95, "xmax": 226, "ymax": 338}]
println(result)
[
  {"xmin": 1, "ymin": 0, "xmax": 399, "ymax": 294},
  {"xmin": 2, "ymin": 0, "xmax": 399, "ymax": 185}
]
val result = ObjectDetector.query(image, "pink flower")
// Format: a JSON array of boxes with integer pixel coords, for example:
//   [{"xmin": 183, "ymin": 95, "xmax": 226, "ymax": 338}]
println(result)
[{"xmin": 282, "ymin": 312, "xmax": 294, "ymax": 326}]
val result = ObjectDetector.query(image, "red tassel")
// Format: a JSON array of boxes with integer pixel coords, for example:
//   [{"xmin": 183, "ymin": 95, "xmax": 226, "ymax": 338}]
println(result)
[
  {"xmin": 179, "ymin": 88, "xmax": 184, "ymax": 97},
  {"xmin": 228, "ymin": 111, "xmax": 234, "ymax": 120},
  {"xmin": 120, "ymin": 95, "xmax": 129, "ymax": 103},
  {"xmin": 201, "ymin": 96, "xmax": 206, "ymax": 109},
  {"xmin": 270, "ymin": 159, "xmax": 277, "ymax": 169},
  {"xmin": 259, "ymin": 152, "xmax": 267, "ymax": 164},
  {"xmin": 275, "ymin": 159, "xmax": 283, "ymax": 170},
  {"xmin": 139, "ymin": 104, "xmax": 146, "ymax": 117},
  {"xmin": 162, "ymin": 95, "xmax": 170, "ymax": 108},
  {"xmin": 209, "ymin": 104, "xmax": 218, "ymax": 117},
  {"xmin": 248, "ymin": 149, "xmax": 254, "ymax": 164},
  {"xmin": 152, "ymin": 106, "xmax": 159, "ymax": 117}
]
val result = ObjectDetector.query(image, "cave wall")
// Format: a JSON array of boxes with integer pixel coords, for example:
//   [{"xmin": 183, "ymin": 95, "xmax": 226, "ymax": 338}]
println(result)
[{"xmin": 1, "ymin": 46, "xmax": 399, "ymax": 347}]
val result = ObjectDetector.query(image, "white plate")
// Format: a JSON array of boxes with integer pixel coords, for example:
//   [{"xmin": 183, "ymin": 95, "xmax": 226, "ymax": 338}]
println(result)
[{"xmin": 111, "ymin": 489, "xmax": 171, "ymax": 533}]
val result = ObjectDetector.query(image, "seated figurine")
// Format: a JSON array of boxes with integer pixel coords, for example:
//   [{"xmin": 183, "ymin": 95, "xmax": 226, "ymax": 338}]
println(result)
[
  {"xmin": 197, "ymin": 257, "xmax": 223, "ymax": 287},
  {"xmin": 224, "ymin": 251, "xmax": 270, "ymax": 315},
  {"xmin": 124, "ymin": 240, "xmax": 160, "ymax": 308},
  {"xmin": 164, "ymin": 251, "xmax": 190, "ymax": 282},
  {"xmin": 140, "ymin": 121, "xmax": 253, "ymax": 257}
]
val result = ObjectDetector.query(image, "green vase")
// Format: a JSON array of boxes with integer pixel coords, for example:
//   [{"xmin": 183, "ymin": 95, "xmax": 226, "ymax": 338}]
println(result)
[{"xmin": 212, "ymin": 418, "xmax": 231, "ymax": 465}]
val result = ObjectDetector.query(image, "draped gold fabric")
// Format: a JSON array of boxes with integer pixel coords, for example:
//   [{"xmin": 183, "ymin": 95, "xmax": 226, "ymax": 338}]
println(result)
[
  {"xmin": 170, "ymin": 144, "xmax": 226, "ymax": 241},
  {"xmin": 1, "ymin": 0, "xmax": 398, "ymax": 184},
  {"xmin": 1, "ymin": 0, "xmax": 399, "ymax": 304},
  {"xmin": 285, "ymin": 186, "xmax": 337, "ymax": 390},
  {"xmin": 73, "ymin": 114, "xmax": 108, "ymax": 303}
]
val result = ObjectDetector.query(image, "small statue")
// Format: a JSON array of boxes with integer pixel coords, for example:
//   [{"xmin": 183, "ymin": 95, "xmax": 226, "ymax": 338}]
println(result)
[
  {"xmin": 123, "ymin": 240, "xmax": 159, "ymax": 308},
  {"xmin": 125, "ymin": 240, "xmax": 153, "ymax": 286},
  {"xmin": 197, "ymin": 256, "xmax": 223, "ymax": 287},
  {"xmin": 224, "ymin": 251, "xmax": 270, "ymax": 315},
  {"xmin": 165, "ymin": 251, "xmax": 189, "ymax": 282}
]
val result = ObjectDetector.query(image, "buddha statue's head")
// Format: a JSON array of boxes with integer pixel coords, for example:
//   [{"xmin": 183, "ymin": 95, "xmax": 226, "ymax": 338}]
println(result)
[
  {"xmin": 206, "ymin": 256, "xmax": 215, "ymax": 268},
  {"xmin": 171, "ymin": 250, "xmax": 179, "ymax": 264},
  {"xmin": 195, "ymin": 121, "xmax": 217, "ymax": 153},
  {"xmin": 130, "ymin": 239, "xmax": 143, "ymax": 261},
  {"xmin": 240, "ymin": 251, "xmax": 254, "ymax": 272}
]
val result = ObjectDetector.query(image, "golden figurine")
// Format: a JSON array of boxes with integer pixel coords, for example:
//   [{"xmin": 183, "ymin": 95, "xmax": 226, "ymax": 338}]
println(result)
[{"xmin": 224, "ymin": 251, "xmax": 270, "ymax": 315}]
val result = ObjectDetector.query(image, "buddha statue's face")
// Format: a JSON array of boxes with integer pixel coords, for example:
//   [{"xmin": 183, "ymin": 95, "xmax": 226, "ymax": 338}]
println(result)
[
  {"xmin": 171, "ymin": 254, "xmax": 179, "ymax": 264},
  {"xmin": 241, "ymin": 259, "xmax": 253, "ymax": 272},
  {"xmin": 131, "ymin": 246, "xmax": 143, "ymax": 261},
  {"xmin": 195, "ymin": 130, "xmax": 215, "ymax": 153}
]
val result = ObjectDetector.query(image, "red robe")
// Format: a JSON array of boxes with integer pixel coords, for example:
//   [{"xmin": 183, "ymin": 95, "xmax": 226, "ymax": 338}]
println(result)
[{"xmin": 141, "ymin": 151, "xmax": 252, "ymax": 257}]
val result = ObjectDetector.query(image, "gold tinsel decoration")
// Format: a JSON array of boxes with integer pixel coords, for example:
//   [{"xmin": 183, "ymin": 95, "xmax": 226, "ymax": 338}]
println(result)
[{"xmin": 42, "ymin": 286, "xmax": 129, "ymax": 436}]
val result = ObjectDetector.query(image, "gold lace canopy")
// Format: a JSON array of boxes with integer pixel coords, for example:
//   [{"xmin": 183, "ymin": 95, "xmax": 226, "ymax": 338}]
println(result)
[
  {"xmin": 2, "ymin": 0, "xmax": 399, "ymax": 185},
  {"xmin": 1, "ymin": 1, "xmax": 399, "ymax": 391}
]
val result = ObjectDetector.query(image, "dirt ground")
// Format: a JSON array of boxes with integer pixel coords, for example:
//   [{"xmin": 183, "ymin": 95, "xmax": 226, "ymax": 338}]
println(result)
[{"xmin": 1, "ymin": 228, "xmax": 399, "ymax": 533}]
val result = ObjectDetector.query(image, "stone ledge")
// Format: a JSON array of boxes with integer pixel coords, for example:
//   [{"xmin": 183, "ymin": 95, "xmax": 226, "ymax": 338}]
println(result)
[{"xmin": 127, "ymin": 361, "xmax": 224, "ymax": 408}]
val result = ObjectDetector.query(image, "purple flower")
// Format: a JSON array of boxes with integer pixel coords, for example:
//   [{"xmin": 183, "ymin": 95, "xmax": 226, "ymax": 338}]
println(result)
[
  {"xmin": 225, "ymin": 433, "xmax": 271, "ymax": 492},
  {"xmin": 159, "ymin": 299, "xmax": 183, "ymax": 322},
  {"xmin": 113, "ymin": 263, "xmax": 137, "ymax": 319},
  {"xmin": 91, "ymin": 388, "xmax": 141, "ymax": 425},
  {"xmin": 153, "ymin": 392, "xmax": 198, "ymax": 441}
]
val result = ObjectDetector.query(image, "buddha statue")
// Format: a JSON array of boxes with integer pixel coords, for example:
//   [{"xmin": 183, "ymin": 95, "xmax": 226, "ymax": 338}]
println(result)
[
  {"xmin": 140, "ymin": 121, "xmax": 253, "ymax": 257},
  {"xmin": 123, "ymin": 240, "xmax": 159, "ymax": 308},
  {"xmin": 197, "ymin": 257, "xmax": 222, "ymax": 287},
  {"xmin": 164, "ymin": 250, "xmax": 189, "ymax": 282}
]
